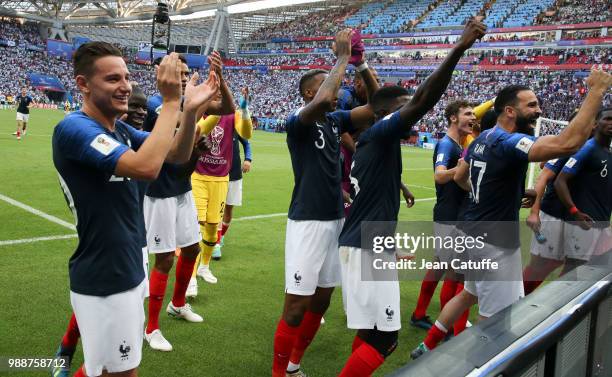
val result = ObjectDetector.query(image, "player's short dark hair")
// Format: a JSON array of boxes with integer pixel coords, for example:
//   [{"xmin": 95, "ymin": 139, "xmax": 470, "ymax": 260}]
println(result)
[
  {"xmin": 299, "ymin": 69, "xmax": 328, "ymax": 97},
  {"xmin": 444, "ymin": 100, "xmax": 472, "ymax": 123},
  {"xmin": 480, "ymin": 109, "xmax": 497, "ymax": 131},
  {"xmin": 73, "ymin": 41, "xmax": 123, "ymax": 77},
  {"xmin": 371, "ymin": 86, "xmax": 410, "ymax": 110},
  {"xmin": 494, "ymin": 85, "xmax": 532, "ymax": 115},
  {"xmin": 596, "ymin": 106, "xmax": 612, "ymax": 120}
]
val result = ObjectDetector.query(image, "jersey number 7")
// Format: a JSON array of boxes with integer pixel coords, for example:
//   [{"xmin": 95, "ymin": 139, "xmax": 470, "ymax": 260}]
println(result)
[{"xmin": 469, "ymin": 160, "xmax": 487, "ymax": 204}]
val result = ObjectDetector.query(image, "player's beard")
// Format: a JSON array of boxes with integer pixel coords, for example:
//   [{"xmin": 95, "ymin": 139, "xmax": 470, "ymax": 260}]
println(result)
[{"xmin": 516, "ymin": 113, "xmax": 538, "ymax": 136}]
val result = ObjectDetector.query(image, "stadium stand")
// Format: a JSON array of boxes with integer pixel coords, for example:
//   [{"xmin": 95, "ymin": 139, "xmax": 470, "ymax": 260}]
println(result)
[
  {"xmin": 537, "ymin": 0, "xmax": 611, "ymax": 25},
  {"xmin": 249, "ymin": 6, "xmax": 356, "ymax": 40},
  {"xmin": 358, "ymin": 0, "xmax": 436, "ymax": 34},
  {"xmin": 502, "ymin": 0, "xmax": 556, "ymax": 27}
]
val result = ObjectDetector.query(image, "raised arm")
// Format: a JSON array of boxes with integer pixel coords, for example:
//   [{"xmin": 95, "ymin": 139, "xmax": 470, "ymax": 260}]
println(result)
[
  {"xmin": 115, "ymin": 53, "xmax": 183, "ymax": 180},
  {"xmin": 203, "ymin": 51, "xmax": 236, "ymax": 116},
  {"xmin": 166, "ymin": 70, "xmax": 219, "ymax": 163},
  {"xmin": 527, "ymin": 68, "xmax": 612, "ymax": 162},
  {"xmin": 235, "ymin": 87, "xmax": 253, "ymax": 140},
  {"xmin": 349, "ymin": 66, "xmax": 379, "ymax": 131},
  {"xmin": 399, "ymin": 19, "xmax": 486, "ymax": 127},
  {"xmin": 298, "ymin": 29, "xmax": 352, "ymax": 125}
]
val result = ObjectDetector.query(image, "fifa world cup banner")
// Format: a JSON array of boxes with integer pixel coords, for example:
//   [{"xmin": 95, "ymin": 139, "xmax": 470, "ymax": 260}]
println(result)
[
  {"xmin": 47, "ymin": 39, "xmax": 74, "ymax": 59},
  {"xmin": 27, "ymin": 73, "xmax": 66, "ymax": 92}
]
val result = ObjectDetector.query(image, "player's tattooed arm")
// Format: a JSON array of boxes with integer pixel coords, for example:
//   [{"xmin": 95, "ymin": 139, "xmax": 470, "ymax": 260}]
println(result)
[
  {"xmin": 453, "ymin": 159, "xmax": 471, "ymax": 191},
  {"xmin": 298, "ymin": 29, "xmax": 352, "ymax": 125},
  {"xmin": 554, "ymin": 171, "xmax": 593, "ymax": 230},
  {"xmin": 398, "ymin": 18, "xmax": 486, "ymax": 127},
  {"xmin": 528, "ymin": 67, "xmax": 612, "ymax": 162}
]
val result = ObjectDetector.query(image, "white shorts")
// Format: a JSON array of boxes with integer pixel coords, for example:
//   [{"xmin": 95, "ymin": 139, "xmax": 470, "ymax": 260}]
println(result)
[
  {"xmin": 594, "ymin": 227, "xmax": 611, "ymax": 257},
  {"xmin": 16, "ymin": 112, "xmax": 29, "ymax": 122},
  {"xmin": 339, "ymin": 246, "xmax": 401, "ymax": 331},
  {"xmin": 434, "ymin": 222, "xmax": 457, "ymax": 265},
  {"xmin": 226, "ymin": 179, "xmax": 243, "ymax": 206},
  {"xmin": 463, "ymin": 241, "xmax": 524, "ymax": 318},
  {"xmin": 143, "ymin": 191, "xmax": 201, "ymax": 254},
  {"xmin": 142, "ymin": 247, "xmax": 149, "ymax": 298},
  {"xmin": 564, "ymin": 223, "xmax": 604, "ymax": 261},
  {"xmin": 285, "ymin": 218, "xmax": 343, "ymax": 295},
  {"xmin": 530, "ymin": 211, "xmax": 566, "ymax": 261},
  {"xmin": 70, "ymin": 279, "xmax": 146, "ymax": 376}
]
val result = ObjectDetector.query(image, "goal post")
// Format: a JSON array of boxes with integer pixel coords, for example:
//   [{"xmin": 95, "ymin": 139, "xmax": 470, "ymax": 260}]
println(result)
[{"xmin": 526, "ymin": 117, "xmax": 569, "ymax": 189}]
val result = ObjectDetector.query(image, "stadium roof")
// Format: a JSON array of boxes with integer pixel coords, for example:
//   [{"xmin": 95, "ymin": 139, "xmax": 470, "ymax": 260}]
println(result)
[
  {"xmin": 0, "ymin": 0, "xmax": 337, "ymax": 21},
  {"xmin": 0, "ymin": 0, "xmax": 352, "ymax": 40}
]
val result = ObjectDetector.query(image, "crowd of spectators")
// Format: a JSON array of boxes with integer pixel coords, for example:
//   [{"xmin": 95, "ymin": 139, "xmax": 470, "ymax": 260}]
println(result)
[
  {"xmin": 537, "ymin": 0, "xmax": 611, "ymax": 25},
  {"xmin": 0, "ymin": 18, "xmax": 44, "ymax": 46},
  {"xmin": 0, "ymin": 17, "xmax": 609, "ymax": 137},
  {"xmin": 249, "ymin": 7, "xmax": 356, "ymax": 40},
  {"xmin": 403, "ymin": 70, "xmax": 611, "ymax": 133},
  {"xmin": 479, "ymin": 47, "xmax": 611, "ymax": 66}
]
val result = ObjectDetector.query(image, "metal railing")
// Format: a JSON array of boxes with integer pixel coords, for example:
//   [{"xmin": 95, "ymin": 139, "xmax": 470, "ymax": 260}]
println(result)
[{"xmin": 389, "ymin": 256, "xmax": 611, "ymax": 377}]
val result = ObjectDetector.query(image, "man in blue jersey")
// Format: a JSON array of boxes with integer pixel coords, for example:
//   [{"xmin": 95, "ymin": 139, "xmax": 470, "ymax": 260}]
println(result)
[
  {"xmin": 411, "ymin": 100, "xmax": 475, "ymax": 333},
  {"xmin": 522, "ymin": 111, "xmax": 584, "ymax": 295},
  {"xmin": 271, "ymin": 28, "xmax": 379, "ymax": 377},
  {"xmin": 554, "ymin": 107, "xmax": 612, "ymax": 272},
  {"xmin": 411, "ymin": 68, "xmax": 612, "ymax": 359},
  {"xmin": 14, "ymin": 87, "xmax": 34, "ymax": 140},
  {"xmin": 142, "ymin": 53, "xmax": 232, "ymax": 352},
  {"xmin": 52, "ymin": 42, "xmax": 219, "ymax": 377},
  {"xmin": 337, "ymin": 19, "xmax": 486, "ymax": 376},
  {"xmin": 51, "ymin": 83, "xmax": 153, "ymax": 377}
]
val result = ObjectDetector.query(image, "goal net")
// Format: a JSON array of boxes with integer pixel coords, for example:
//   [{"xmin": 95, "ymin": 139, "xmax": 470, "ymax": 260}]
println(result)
[{"xmin": 526, "ymin": 117, "xmax": 569, "ymax": 189}]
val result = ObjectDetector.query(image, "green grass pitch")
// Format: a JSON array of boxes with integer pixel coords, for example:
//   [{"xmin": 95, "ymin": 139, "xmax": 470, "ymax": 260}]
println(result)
[{"xmin": 0, "ymin": 108, "xmax": 532, "ymax": 376}]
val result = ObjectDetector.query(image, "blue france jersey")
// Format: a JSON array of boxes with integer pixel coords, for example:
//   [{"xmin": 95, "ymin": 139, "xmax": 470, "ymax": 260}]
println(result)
[
  {"xmin": 337, "ymin": 86, "xmax": 364, "ymax": 111},
  {"xmin": 433, "ymin": 135, "xmax": 467, "ymax": 223},
  {"xmin": 539, "ymin": 157, "xmax": 569, "ymax": 220},
  {"xmin": 286, "ymin": 108, "xmax": 353, "ymax": 220},
  {"xmin": 143, "ymin": 94, "xmax": 191, "ymax": 198},
  {"xmin": 460, "ymin": 127, "xmax": 536, "ymax": 248},
  {"xmin": 339, "ymin": 111, "xmax": 408, "ymax": 249},
  {"xmin": 562, "ymin": 138, "xmax": 611, "ymax": 226},
  {"xmin": 52, "ymin": 111, "xmax": 149, "ymax": 296}
]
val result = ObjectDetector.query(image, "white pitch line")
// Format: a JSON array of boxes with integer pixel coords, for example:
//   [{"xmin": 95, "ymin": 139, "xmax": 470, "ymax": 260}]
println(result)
[
  {"xmin": 0, "ymin": 193, "xmax": 76, "ymax": 230},
  {"xmin": 0, "ymin": 234, "xmax": 77, "ymax": 246},
  {"xmin": 409, "ymin": 184, "xmax": 436, "ymax": 191},
  {"xmin": 234, "ymin": 212, "xmax": 287, "ymax": 221},
  {"xmin": 234, "ymin": 196, "xmax": 437, "ymax": 221}
]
